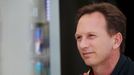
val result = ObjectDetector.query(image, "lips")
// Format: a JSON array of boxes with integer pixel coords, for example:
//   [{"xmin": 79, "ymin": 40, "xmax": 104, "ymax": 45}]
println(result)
[{"xmin": 83, "ymin": 52, "xmax": 94, "ymax": 58}]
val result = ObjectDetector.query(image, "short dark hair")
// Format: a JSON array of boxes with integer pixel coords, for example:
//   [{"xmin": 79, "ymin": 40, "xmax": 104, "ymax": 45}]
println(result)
[{"xmin": 76, "ymin": 2, "xmax": 126, "ymax": 53}]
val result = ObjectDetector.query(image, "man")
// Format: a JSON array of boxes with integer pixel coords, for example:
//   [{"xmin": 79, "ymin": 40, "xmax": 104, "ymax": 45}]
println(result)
[{"xmin": 75, "ymin": 2, "xmax": 134, "ymax": 75}]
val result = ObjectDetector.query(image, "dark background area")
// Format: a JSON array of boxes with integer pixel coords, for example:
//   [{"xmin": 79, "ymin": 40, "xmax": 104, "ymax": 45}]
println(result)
[{"xmin": 59, "ymin": 0, "xmax": 132, "ymax": 75}]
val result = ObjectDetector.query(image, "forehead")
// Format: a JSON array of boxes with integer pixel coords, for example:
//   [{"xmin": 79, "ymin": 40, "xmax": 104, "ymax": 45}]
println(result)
[{"xmin": 76, "ymin": 12, "xmax": 107, "ymax": 34}]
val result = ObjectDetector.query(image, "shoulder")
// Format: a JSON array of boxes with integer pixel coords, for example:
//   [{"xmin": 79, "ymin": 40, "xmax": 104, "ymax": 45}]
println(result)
[
  {"xmin": 129, "ymin": 61, "xmax": 134, "ymax": 67},
  {"xmin": 127, "ymin": 61, "xmax": 134, "ymax": 75},
  {"xmin": 111, "ymin": 55, "xmax": 134, "ymax": 75},
  {"xmin": 123, "ymin": 55, "xmax": 134, "ymax": 75},
  {"xmin": 120, "ymin": 55, "xmax": 134, "ymax": 75}
]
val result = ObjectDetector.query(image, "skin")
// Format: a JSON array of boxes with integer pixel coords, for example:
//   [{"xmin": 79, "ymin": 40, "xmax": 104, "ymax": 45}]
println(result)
[{"xmin": 75, "ymin": 12, "xmax": 122, "ymax": 75}]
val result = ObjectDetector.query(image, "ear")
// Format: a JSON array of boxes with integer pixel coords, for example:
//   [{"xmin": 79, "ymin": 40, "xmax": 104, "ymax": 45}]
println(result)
[{"xmin": 112, "ymin": 32, "xmax": 123, "ymax": 49}]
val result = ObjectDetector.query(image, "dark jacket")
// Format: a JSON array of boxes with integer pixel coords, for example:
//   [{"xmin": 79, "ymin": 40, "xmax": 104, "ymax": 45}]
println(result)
[
  {"xmin": 88, "ymin": 55, "xmax": 134, "ymax": 75},
  {"xmin": 111, "ymin": 55, "xmax": 134, "ymax": 75}
]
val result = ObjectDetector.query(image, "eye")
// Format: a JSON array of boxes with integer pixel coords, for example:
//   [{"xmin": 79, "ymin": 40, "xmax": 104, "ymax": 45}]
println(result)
[
  {"xmin": 88, "ymin": 34, "xmax": 96, "ymax": 39},
  {"xmin": 75, "ymin": 35, "xmax": 82, "ymax": 41}
]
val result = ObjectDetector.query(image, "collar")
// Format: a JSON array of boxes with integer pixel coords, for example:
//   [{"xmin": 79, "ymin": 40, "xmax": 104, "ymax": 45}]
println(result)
[{"xmin": 87, "ymin": 68, "xmax": 94, "ymax": 75}]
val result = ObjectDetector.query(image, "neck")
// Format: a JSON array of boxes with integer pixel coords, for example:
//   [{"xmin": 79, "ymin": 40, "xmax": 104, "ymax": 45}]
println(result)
[{"xmin": 92, "ymin": 49, "xmax": 120, "ymax": 75}]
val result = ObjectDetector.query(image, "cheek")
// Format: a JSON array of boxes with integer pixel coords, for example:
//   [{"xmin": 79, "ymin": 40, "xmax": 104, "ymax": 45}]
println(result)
[
  {"xmin": 77, "ymin": 42, "xmax": 81, "ymax": 53},
  {"xmin": 92, "ymin": 41, "xmax": 113, "ymax": 65},
  {"xmin": 95, "ymin": 39, "xmax": 113, "ymax": 56},
  {"xmin": 77, "ymin": 42, "xmax": 80, "ymax": 49},
  {"xmin": 77, "ymin": 42, "xmax": 85, "ymax": 58}
]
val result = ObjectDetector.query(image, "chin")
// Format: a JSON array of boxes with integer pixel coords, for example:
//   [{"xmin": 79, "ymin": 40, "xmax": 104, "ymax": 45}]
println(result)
[{"xmin": 84, "ymin": 59, "xmax": 96, "ymax": 66}]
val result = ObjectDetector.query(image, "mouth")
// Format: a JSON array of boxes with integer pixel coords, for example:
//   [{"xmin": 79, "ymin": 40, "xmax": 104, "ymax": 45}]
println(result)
[{"xmin": 83, "ymin": 52, "xmax": 94, "ymax": 58}]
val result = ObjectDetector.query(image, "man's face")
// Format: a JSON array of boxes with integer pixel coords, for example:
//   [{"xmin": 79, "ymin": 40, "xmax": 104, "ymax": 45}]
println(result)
[{"xmin": 75, "ymin": 12, "xmax": 115, "ymax": 66}]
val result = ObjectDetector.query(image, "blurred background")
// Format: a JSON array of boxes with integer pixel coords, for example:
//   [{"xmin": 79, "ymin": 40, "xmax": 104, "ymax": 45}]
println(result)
[{"xmin": 0, "ymin": 0, "xmax": 132, "ymax": 75}]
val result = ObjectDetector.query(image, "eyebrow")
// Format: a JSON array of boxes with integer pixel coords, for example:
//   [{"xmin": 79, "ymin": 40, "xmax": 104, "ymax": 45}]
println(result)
[{"xmin": 75, "ymin": 32, "xmax": 96, "ymax": 36}]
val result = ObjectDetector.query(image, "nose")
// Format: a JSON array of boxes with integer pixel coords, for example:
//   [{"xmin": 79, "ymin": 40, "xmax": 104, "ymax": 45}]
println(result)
[{"xmin": 79, "ymin": 38, "xmax": 89, "ymax": 49}]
